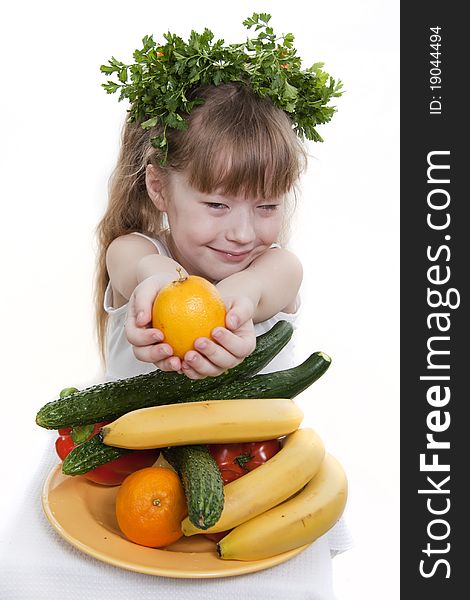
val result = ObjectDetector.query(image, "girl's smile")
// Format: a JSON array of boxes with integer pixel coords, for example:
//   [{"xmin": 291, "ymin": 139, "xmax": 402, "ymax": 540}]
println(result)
[{"xmin": 207, "ymin": 246, "xmax": 254, "ymax": 262}]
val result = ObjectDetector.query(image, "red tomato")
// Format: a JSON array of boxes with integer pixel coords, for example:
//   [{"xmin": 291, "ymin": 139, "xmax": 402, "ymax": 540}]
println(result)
[
  {"xmin": 55, "ymin": 428, "xmax": 75, "ymax": 458},
  {"xmin": 203, "ymin": 439, "xmax": 281, "ymax": 543},
  {"xmin": 80, "ymin": 451, "xmax": 162, "ymax": 485},
  {"xmin": 55, "ymin": 422, "xmax": 159, "ymax": 486},
  {"xmin": 208, "ymin": 439, "xmax": 281, "ymax": 484}
]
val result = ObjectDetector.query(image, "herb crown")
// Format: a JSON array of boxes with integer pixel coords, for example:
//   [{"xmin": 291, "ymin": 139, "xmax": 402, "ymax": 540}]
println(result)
[{"xmin": 101, "ymin": 12, "xmax": 344, "ymax": 162}]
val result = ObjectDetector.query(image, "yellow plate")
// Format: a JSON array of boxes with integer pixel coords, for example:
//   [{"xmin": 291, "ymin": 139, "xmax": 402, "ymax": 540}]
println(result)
[{"xmin": 41, "ymin": 463, "xmax": 310, "ymax": 578}]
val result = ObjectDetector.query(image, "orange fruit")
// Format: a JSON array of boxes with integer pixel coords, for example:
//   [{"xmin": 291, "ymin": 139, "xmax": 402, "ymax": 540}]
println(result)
[
  {"xmin": 152, "ymin": 269, "xmax": 227, "ymax": 359},
  {"xmin": 115, "ymin": 466, "xmax": 187, "ymax": 548}
]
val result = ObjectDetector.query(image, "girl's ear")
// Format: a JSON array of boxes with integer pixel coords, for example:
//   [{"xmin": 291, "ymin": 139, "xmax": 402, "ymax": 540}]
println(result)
[{"xmin": 146, "ymin": 164, "xmax": 167, "ymax": 211}]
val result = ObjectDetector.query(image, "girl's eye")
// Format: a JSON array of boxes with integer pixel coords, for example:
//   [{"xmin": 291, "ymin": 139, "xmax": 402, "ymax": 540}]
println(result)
[
  {"xmin": 258, "ymin": 205, "xmax": 279, "ymax": 211},
  {"xmin": 205, "ymin": 202, "xmax": 228, "ymax": 210}
]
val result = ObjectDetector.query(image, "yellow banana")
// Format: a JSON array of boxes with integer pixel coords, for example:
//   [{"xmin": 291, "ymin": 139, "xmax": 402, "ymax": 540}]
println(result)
[
  {"xmin": 217, "ymin": 453, "xmax": 347, "ymax": 561},
  {"xmin": 100, "ymin": 398, "xmax": 303, "ymax": 450},
  {"xmin": 182, "ymin": 428, "xmax": 325, "ymax": 535}
]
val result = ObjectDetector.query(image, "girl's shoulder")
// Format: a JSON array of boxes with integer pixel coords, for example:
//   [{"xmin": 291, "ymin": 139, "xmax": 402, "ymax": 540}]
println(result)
[
  {"xmin": 107, "ymin": 231, "xmax": 170, "ymax": 262},
  {"xmin": 107, "ymin": 231, "xmax": 157, "ymax": 252},
  {"xmin": 105, "ymin": 232, "xmax": 172, "ymax": 311}
]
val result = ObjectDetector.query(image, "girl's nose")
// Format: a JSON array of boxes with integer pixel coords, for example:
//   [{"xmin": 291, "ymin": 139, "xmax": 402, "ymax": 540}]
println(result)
[{"xmin": 225, "ymin": 208, "xmax": 256, "ymax": 245}]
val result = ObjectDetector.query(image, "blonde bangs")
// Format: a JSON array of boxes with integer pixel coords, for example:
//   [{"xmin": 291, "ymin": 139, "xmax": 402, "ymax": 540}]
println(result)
[{"xmin": 167, "ymin": 83, "xmax": 307, "ymax": 200}]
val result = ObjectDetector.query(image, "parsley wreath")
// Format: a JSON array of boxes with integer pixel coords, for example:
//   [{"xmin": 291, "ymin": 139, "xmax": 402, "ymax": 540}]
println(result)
[{"xmin": 101, "ymin": 12, "xmax": 343, "ymax": 162}]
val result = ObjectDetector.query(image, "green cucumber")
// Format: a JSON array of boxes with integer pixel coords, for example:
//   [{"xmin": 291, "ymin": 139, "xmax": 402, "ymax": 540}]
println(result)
[
  {"xmin": 61, "ymin": 434, "xmax": 130, "ymax": 476},
  {"xmin": 180, "ymin": 351, "xmax": 332, "ymax": 402},
  {"xmin": 60, "ymin": 351, "xmax": 331, "ymax": 477},
  {"xmin": 163, "ymin": 445, "xmax": 224, "ymax": 530},
  {"xmin": 36, "ymin": 320, "xmax": 293, "ymax": 429}
]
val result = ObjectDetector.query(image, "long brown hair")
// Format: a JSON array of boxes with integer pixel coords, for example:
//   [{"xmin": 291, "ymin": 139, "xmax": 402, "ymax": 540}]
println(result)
[{"xmin": 94, "ymin": 83, "xmax": 307, "ymax": 362}]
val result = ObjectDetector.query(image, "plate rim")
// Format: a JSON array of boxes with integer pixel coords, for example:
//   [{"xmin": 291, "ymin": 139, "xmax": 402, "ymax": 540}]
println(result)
[{"xmin": 41, "ymin": 463, "xmax": 310, "ymax": 579}]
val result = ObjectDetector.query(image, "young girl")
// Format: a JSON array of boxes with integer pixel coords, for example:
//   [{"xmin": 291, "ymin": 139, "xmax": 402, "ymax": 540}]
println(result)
[
  {"xmin": 96, "ymin": 82, "xmax": 305, "ymax": 381},
  {"xmin": 94, "ymin": 15, "xmax": 351, "ymax": 596}
]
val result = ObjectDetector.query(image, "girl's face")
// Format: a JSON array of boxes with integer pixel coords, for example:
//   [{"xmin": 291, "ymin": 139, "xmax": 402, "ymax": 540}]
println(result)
[{"xmin": 160, "ymin": 171, "xmax": 285, "ymax": 282}]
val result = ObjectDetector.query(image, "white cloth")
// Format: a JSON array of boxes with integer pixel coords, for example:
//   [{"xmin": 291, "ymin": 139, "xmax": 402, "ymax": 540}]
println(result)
[{"xmin": 0, "ymin": 432, "xmax": 342, "ymax": 600}]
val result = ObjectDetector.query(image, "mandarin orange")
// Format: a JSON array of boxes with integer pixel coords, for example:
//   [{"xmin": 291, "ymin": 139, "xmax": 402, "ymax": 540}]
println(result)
[
  {"xmin": 115, "ymin": 466, "xmax": 187, "ymax": 548},
  {"xmin": 152, "ymin": 269, "xmax": 226, "ymax": 359}
]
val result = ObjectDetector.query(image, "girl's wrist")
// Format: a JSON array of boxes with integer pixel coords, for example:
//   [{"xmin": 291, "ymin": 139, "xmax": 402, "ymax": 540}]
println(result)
[
  {"xmin": 136, "ymin": 254, "xmax": 187, "ymax": 285},
  {"xmin": 141, "ymin": 271, "xmax": 180, "ymax": 289}
]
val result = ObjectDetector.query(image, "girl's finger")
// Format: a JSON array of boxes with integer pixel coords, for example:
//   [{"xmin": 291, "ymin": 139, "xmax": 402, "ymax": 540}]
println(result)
[
  {"xmin": 180, "ymin": 362, "xmax": 206, "ymax": 380},
  {"xmin": 131, "ymin": 294, "xmax": 154, "ymax": 327},
  {"xmin": 224, "ymin": 298, "xmax": 254, "ymax": 331},
  {"xmin": 209, "ymin": 327, "xmax": 256, "ymax": 358},
  {"xmin": 154, "ymin": 356, "xmax": 182, "ymax": 372},
  {"xmin": 192, "ymin": 337, "xmax": 243, "ymax": 368},
  {"xmin": 132, "ymin": 343, "xmax": 175, "ymax": 364},
  {"xmin": 135, "ymin": 310, "xmax": 149, "ymax": 327},
  {"xmin": 125, "ymin": 325, "xmax": 163, "ymax": 347},
  {"xmin": 182, "ymin": 351, "xmax": 227, "ymax": 377},
  {"xmin": 130, "ymin": 275, "xmax": 164, "ymax": 325}
]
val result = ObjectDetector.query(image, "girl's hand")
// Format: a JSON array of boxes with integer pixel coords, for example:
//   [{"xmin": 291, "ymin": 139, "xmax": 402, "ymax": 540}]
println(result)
[
  {"xmin": 179, "ymin": 296, "xmax": 257, "ymax": 380},
  {"xmin": 125, "ymin": 275, "xmax": 183, "ymax": 373}
]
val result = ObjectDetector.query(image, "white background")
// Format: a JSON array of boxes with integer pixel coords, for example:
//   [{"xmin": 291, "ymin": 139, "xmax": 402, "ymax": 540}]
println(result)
[{"xmin": 0, "ymin": 1, "xmax": 399, "ymax": 598}]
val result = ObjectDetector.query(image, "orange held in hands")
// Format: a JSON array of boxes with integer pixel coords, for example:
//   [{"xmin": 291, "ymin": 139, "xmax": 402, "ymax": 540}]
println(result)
[
  {"xmin": 152, "ymin": 268, "xmax": 227, "ymax": 359},
  {"xmin": 115, "ymin": 466, "xmax": 187, "ymax": 548}
]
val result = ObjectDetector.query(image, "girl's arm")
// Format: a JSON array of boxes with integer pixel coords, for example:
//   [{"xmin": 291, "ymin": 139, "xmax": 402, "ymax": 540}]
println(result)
[
  {"xmin": 106, "ymin": 234, "xmax": 256, "ymax": 377},
  {"xmin": 106, "ymin": 234, "xmax": 188, "ymax": 371},
  {"xmin": 106, "ymin": 234, "xmax": 184, "ymax": 302},
  {"xmin": 216, "ymin": 247, "xmax": 303, "ymax": 324}
]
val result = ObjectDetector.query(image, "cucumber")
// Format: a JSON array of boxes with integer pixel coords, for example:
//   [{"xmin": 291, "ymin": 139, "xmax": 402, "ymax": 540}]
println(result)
[
  {"xmin": 162, "ymin": 445, "xmax": 224, "ymax": 530},
  {"xmin": 180, "ymin": 351, "xmax": 332, "ymax": 403},
  {"xmin": 61, "ymin": 434, "xmax": 130, "ymax": 475},
  {"xmin": 36, "ymin": 320, "xmax": 293, "ymax": 429},
  {"xmin": 60, "ymin": 351, "xmax": 331, "ymax": 476}
]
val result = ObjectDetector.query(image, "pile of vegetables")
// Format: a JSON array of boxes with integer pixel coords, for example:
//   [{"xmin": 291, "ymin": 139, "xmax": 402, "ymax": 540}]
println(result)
[{"xmin": 36, "ymin": 321, "xmax": 346, "ymax": 560}]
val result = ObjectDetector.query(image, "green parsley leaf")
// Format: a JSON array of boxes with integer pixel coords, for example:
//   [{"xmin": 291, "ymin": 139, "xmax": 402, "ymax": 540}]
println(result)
[{"xmin": 101, "ymin": 12, "xmax": 344, "ymax": 164}]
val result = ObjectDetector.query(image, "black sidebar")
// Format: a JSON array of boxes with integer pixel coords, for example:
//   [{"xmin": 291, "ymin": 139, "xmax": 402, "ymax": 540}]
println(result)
[{"xmin": 400, "ymin": 3, "xmax": 466, "ymax": 597}]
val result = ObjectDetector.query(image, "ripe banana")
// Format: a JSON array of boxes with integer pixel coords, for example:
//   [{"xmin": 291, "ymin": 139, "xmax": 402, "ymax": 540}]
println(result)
[
  {"xmin": 217, "ymin": 453, "xmax": 347, "ymax": 561},
  {"xmin": 100, "ymin": 398, "xmax": 303, "ymax": 450},
  {"xmin": 182, "ymin": 427, "xmax": 325, "ymax": 535}
]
